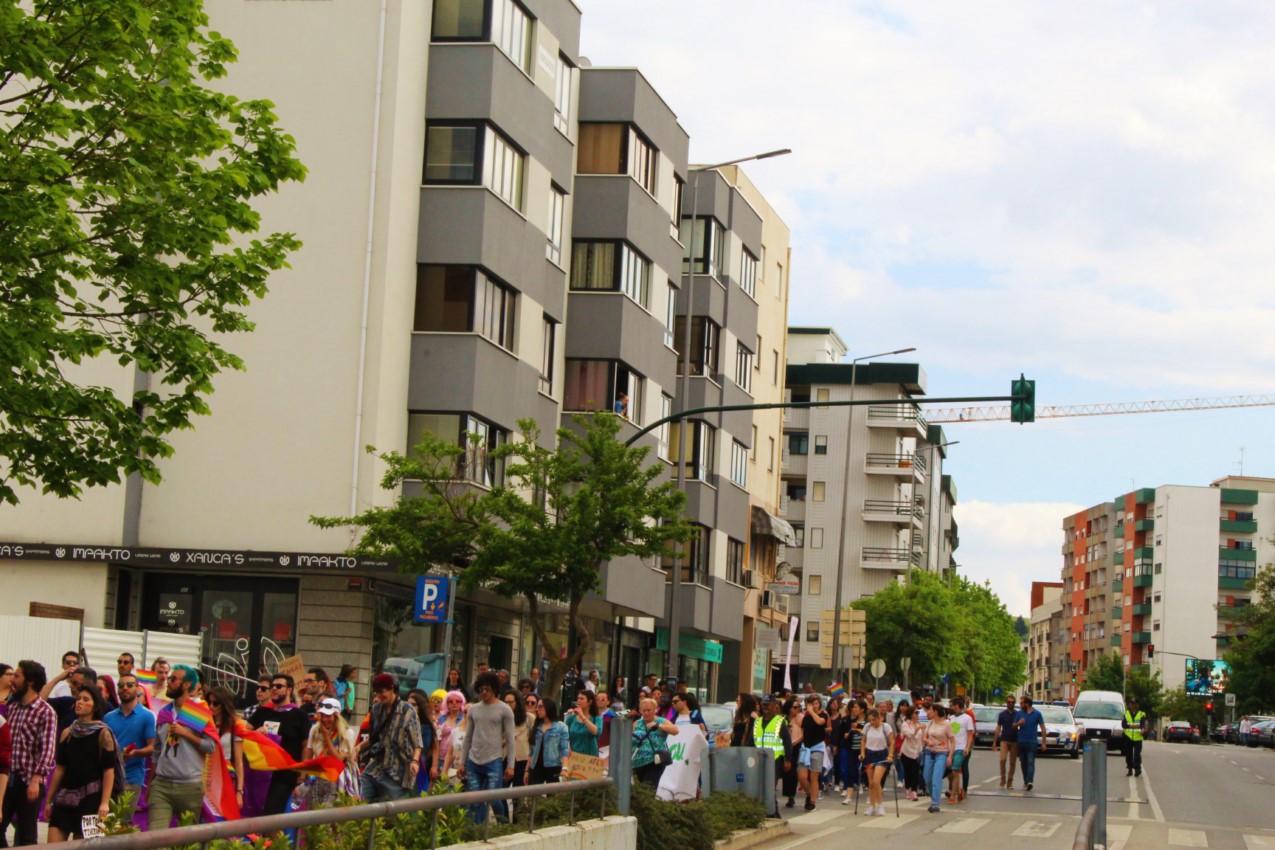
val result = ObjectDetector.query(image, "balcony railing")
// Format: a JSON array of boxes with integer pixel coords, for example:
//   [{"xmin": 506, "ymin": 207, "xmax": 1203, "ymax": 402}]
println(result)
[
  {"xmin": 867, "ymin": 404, "xmax": 927, "ymax": 429},
  {"xmin": 865, "ymin": 452, "xmax": 926, "ymax": 473},
  {"xmin": 862, "ymin": 547, "xmax": 922, "ymax": 568},
  {"xmin": 863, "ymin": 499, "xmax": 924, "ymax": 521}
]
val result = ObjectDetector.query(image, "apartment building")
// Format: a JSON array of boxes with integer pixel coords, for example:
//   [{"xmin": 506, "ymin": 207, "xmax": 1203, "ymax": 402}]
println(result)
[
  {"xmin": 1027, "ymin": 581, "xmax": 1064, "ymax": 702},
  {"xmin": 779, "ymin": 328, "xmax": 956, "ymax": 685},
  {"xmin": 1062, "ymin": 476, "xmax": 1273, "ymax": 696}
]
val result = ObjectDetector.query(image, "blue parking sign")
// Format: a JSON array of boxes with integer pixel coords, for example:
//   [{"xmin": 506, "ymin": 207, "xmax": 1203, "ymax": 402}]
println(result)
[{"xmin": 415, "ymin": 575, "xmax": 450, "ymax": 623}]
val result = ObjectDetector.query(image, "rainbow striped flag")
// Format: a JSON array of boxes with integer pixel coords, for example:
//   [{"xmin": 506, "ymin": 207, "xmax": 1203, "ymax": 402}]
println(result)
[
  {"xmin": 828, "ymin": 682, "xmax": 846, "ymax": 699},
  {"xmin": 135, "ymin": 669, "xmax": 158, "ymax": 687},
  {"xmin": 176, "ymin": 699, "xmax": 216, "ymax": 736},
  {"xmin": 235, "ymin": 720, "xmax": 346, "ymax": 782}
]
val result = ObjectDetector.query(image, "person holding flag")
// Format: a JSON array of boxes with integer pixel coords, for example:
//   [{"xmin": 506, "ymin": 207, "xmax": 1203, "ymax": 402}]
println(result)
[
  {"xmin": 150, "ymin": 665, "xmax": 217, "ymax": 830},
  {"xmin": 249, "ymin": 674, "xmax": 312, "ymax": 816}
]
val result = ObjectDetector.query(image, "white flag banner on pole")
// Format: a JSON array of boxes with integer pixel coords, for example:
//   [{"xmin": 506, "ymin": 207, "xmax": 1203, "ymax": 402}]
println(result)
[{"xmin": 783, "ymin": 615, "xmax": 800, "ymax": 691}]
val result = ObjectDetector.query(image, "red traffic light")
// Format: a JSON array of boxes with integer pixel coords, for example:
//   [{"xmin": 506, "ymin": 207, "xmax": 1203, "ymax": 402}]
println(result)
[{"xmin": 1205, "ymin": 702, "xmax": 1214, "ymax": 711}]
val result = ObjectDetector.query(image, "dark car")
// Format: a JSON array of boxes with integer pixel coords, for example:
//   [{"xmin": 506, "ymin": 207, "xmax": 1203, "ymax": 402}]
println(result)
[
  {"xmin": 972, "ymin": 706, "xmax": 1001, "ymax": 748},
  {"xmin": 1163, "ymin": 721, "xmax": 1200, "ymax": 744},
  {"xmin": 1212, "ymin": 723, "xmax": 1232, "ymax": 744},
  {"xmin": 1254, "ymin": 719, "xmax": 1275, "ymax": 748}
]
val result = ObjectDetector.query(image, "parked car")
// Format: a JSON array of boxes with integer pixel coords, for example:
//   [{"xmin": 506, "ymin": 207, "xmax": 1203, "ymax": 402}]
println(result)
[
  {"xmin": 1073, "ymin": 690, "xmax": 1126, "ymax": 756},
  {"xmin": 1038, "ymin": 704, "xmax": 1083, "ymax": 758},
  {"xmin": 1253, "ymin": 719, "xmax": 1275, "ymax": 748},
  {"xmin": 1163, "ymin": 720, "xmax": 1200, "ymax": 744},
  {"xmin": 1211, "ymin": 723, "xmax": 1232, "ymax": 744},
  {"xmin": 973, "ymin": 706, "xmax": 1001, "ymax": 748},
  {"xmin": 699, "ymin": 703, "xmax": 735, "ymax": 749}
]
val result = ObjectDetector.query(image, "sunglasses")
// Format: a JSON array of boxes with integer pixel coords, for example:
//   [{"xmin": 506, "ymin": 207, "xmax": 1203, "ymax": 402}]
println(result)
[
  {"xmin": 271, "ymin": 684, "xmax": 288, "ymax": 690},
  {"xmin": 208, "ymin": 700, "xmax": 220, "ymax": 707},
  {"xmin": 257, "ymin": 685, "xmax": 270, "ymax": 691}
]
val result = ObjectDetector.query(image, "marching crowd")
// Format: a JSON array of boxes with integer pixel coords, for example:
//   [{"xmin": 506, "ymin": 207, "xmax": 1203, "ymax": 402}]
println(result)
[{"xmin": 0, "ymin": 651, "xmax": 1060, "ymax": 845}]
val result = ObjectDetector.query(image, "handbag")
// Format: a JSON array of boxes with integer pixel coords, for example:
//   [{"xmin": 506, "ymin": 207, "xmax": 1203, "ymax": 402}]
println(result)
[{"xmin": 636, "ymin": 723, "xmax": 672, "ymax": 766}]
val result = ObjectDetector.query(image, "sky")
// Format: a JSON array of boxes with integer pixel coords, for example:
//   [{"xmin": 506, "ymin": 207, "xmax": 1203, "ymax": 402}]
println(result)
[{"xmin": 579, "ymin": 1, "xmax": 1275, "ymax": 617}]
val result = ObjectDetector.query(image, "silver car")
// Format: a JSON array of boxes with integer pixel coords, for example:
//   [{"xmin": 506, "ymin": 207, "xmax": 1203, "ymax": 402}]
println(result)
[{"xmin": 1038, "ymin": 704, "xmax": 1083, "ymax": 758}]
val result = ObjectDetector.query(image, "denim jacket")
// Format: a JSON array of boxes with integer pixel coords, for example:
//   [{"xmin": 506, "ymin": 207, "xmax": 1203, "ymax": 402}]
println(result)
[{"xmin": 529, "ymin": 721, "xmax": 571, "ymax": 768}]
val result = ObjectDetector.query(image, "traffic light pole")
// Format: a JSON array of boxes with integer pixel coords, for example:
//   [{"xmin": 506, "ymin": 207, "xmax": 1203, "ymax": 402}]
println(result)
[{"xmin": 625, "ymin": 383, "xmax": 1034, "ymax": 682}]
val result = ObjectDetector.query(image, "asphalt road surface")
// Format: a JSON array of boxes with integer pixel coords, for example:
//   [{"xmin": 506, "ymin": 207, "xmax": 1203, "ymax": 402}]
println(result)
[{"xmin": 766, "ymin": 739, "xmax": 1275, "ymax": 849}]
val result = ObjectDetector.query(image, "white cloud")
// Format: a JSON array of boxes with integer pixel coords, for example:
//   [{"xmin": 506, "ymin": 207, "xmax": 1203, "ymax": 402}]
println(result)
[{"xmin": 952, "ymin": 500, "xmax": 1083, "ymax": 617}]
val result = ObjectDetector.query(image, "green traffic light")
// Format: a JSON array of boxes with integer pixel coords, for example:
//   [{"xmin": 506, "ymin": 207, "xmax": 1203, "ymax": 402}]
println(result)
[{"xmin": 1011, "ymin": 373, "xmax": 1036, "ymax": 423}]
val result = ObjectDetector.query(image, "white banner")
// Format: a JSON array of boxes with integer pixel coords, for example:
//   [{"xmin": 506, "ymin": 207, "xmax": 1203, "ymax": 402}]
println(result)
[{"xmin": 656, "ymin": 731, "xmax": 709, "ymax": 801}]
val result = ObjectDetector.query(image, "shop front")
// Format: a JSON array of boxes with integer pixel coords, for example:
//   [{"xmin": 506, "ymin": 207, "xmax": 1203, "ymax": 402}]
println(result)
[{"xmin": 653, "ymin": 628, "xmax": 722, "ymax": 701}]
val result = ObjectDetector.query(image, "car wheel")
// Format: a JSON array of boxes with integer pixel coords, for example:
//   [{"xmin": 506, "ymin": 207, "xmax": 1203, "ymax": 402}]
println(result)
[{"xmin": 1070, "ymin": 748, "xmax": 1080, "ymax": 759}]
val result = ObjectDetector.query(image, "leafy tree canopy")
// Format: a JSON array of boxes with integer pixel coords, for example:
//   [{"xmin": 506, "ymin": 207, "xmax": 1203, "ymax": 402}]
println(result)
[
  {"xmin": 1080, "ymin": 652, "xmax": 1164, "ymax": 718},
  {"xmin": 0, "ymin": 0, "xmax": 305, "ymax": 504},
  {"xmin": 1225, "ymin": 565, "xmax": 1275, "ymax": 714}
]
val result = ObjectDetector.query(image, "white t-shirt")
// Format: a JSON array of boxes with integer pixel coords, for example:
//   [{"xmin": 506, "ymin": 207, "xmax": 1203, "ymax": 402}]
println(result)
[
  {"xmin": 864, "ymin": 722, "xmax": 893, "ymax": 751},
  {"xmin": 950, "ymin": 711, "xmax": 975, "ymax": 750}
]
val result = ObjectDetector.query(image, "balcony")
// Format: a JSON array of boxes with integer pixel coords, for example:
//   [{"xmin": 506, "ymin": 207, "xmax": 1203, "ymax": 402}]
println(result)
[
  {"xmin": 1132, "ymin": 574, "xmax": 1153, "ymax": 588},
  {"xmin": 1219, "ymin": 576, "xmax": 1250, "ymax": 590},
  {"xmin": 1131, "ymin": 631, "xmax": 1152, "ymax": 644},
  {"xmin": 1134, "ymin": 519, "xmax": 1154, "ymax": 532},
  {"xmin": 1133, "ymin": 547, "xmax": 1154, "ymax": 559},
  {"xmin": 1111, "ymin": 606, "xmax": 1122, "ymax": 619},
  {"xmin": 1111, "ymin": 635, "xmax": 1123, "ymax": 647},
  {"xmin": 863, "ymin": 499, "xmax": 924, "ymax": 526},
  {"xmin": 1112, "ymin": 578, "xmax": 1123, "ymax": 592},
  {"xmin": 1219, "ymin": 546, "xmax": 1257, "ymax": 561},
  {"xmin": 1132, "ymin": 602, "xmax": 1151, "ymax": 616},
  {"xmin": 783, "ymin": 407, "xmax": 810, "ymax": 430},
  {"xmin": 1220, "ymin": 519, "xmax": 1258, "ymax": 533},
  {"xmin": 866, "ymin": 404, "xmax": 928, "ymax": 438},
  {"xmin": 862, "ymin": 547, "xmax": 921, "ymax": 570},
  {"xmin": 1112, "ymin": 523, "xmax": 1125, "ymax": 537},
  {"xmin": 865, "ymin": 452, "xmax": 926, "ymax": 479},
  {"xmin": 1217, "ymin": 605, "xmax": 1245, "ymax": 620},
  {"xmin": 784, "ymin": 452, "xmax": 808, "ymax": 478},
  {"xmin": 781, "ymin": 497, "xmax": 805, "ymax": 523}
]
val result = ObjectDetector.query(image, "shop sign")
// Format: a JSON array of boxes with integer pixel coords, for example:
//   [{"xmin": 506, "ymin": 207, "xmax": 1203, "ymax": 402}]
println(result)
[
  {"xmin": 0, "ymin": 540, "xmax": 397, "ymax": 572},
  {"xmin": 754, "ymin": 626, "xmax": 782, "ymax": 653},
  {"xmin": 654, "ymin": 629, "xmax": 723, "ymax": 664},
  {"xmin": 414, "ymin": 575, "xmax": 451, "ymax": 624},
  {"xmin": 768, "ymin": 580, "xmax": 800, "ymax": 595}
]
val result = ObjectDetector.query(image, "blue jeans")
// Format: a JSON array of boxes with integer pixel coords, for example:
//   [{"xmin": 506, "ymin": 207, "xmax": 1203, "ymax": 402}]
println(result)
[
  {"xmin": 922, "ymin": 751, "xmax": 948, "ymax": 808},
  {"xmin": 360, "ymin": 773, "xmax": 409, "ymax": 802},
  {"xmin": 1019, "ymin": 745, "xmax": 1038, "ymax": 785},
  {"xmin": 465, "ymin": 758, "xmax": 507, "ymax": 823}
]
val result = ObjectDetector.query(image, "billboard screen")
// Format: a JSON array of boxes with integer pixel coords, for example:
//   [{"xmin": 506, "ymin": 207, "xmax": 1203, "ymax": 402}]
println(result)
[{"xmin": 1184, "ymin": 658, "xmax": 1230, "ymax": 696}]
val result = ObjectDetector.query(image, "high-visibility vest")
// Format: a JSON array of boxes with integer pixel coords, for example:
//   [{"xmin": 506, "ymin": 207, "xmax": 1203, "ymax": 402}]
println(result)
[
  {"xmin": 754, "ymin": 715, "xmax": 786, "ymax": 759},
  {"xmin": 1124, "ymin": 710, "xmax": 1145, "ymax": 742}
]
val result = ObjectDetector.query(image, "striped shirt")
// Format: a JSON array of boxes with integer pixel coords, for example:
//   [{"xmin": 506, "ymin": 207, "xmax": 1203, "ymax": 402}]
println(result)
[{"xmin": 7, "ymin": 697, "xmax": 57, "ymax": 783}]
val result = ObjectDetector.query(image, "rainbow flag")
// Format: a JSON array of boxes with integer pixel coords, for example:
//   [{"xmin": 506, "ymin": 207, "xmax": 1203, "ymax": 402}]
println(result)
[
  {"xmin": 235, "ymin": 721, "xmax": 346, "ymax": 782},
  {"xmin": 202, "ymin": 743, "xmax": 242, "ymax": 822},
  {"xmin": 135, "ymin": 669, "xmax": 158, "ymax": 687},
  {"xmin": 828, "ymin": 682, "xmax": 846, "ymax": 699},
  {"xmin": 176, "ymin": 699, "xmax": 217, "ymax": 736}
]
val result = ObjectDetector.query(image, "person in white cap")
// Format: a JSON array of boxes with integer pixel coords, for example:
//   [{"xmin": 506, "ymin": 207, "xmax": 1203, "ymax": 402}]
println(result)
[{"xmin": 303, "ymin": 698, "xmax": 358, "ymax": 806}]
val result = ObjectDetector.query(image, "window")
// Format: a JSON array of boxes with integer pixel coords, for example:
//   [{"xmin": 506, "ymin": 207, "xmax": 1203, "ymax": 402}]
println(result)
[
  {"xmin": 735, "ymin": 344, "xmax": 753, "ymax": 392},
  {"xmin": 750, "ymin": 425, "xmax": 757, "ymax": 461},
  {"xmin": 786, "ymin": 482, "xmax": 804, "ymax": 502},
  {"xmin": 672, "ymin": 316, "xmax": 720, "ymax": 376},
  {"xmin": 730, "ymin": 441, "xmax": 748, "ymax": 488},
  {"xmin": 577, "ymin": 124, "xmax": 657, "ymax": 194},
  {"xmin": 814, "ymin": 435, "xmax": 828, "ymax": 455},
  {"xmin": 806, "ymin": 622, "xmax": 820, "ymax": 644},
  {"xmin": 664, "ymin": 282, "xmax": 677, "ymax": 347},
  {"xmin": 768, "ymin": 437, "xmax": 775, "ymax": 472},
  {"xmin": 407, "ymin": 412, "xmax": 506, "ymax": 487},
  {"xmin": 432, "ymin": 0, "xmax": 532, "ymax": 73},
  {"xmin": 773, "ymin": 350, "xmax": 780, "ymax": 385},
  {"xmin": 755, "ymin": 335, "xmax": 763, "ymax": 371},
  {"xmin": 553, "ymin": 53, "xmax": 574, "ymax": 135},
  {"xmin": 546, "ymin": 186, "xmax": 565, "ymax": 265},
  {"xmin": 788, "ymin": 433, "xmax": 809, "ymax": 456},
  {"xmin": 680, "ymin": 216, "xmax": 726, "ymax": 278},
  {"xmin": 563, "ymin": 359, "xmax": 644, "ymax": 422},
  {"xmin": 414, "ymin": 265, "xmax": 516, "ymax": 351},
  {"xmin": 570, "ymin": 241, "xmax": 651, "ymax": 308},
  {"xmin": 663, "ymin": 524, "xmax": 710, "ymax": 585},
  {"xmin": 491, "ymin": 0, "xmax": 532, "ymax": 72},
  {"xmin": 808, "ymin": 575, "xmax": 822, "ymax": 596},
  {"xmin": 775, "ymin": 262, "xmax": 784, "ymax": 300},
  {"xmin": 810, "ymin": 528, "xmax": 824, "ymax": 549},
  {"xmin": 812, "ymin": 481, "xmax": 826, "ymax": 502},
  {"xmin": 424, "ymin": 123, "xmax": 524, "ymax": 211},
  {"xmin": 669, "ymin": 420, "xmax": 716, "ymax": 482},
  {"xmin": 816, "ymin": 388, "xmax": 830, "ymax": 408},
  {"xmin": 657, "ymin": 394, "xmax": 673, "ymax": 461},
  {"xmin": 740, "ymin": 249, "xmax": 758, "ymax": 298},
  {"xmin": 726, "ymin": 539, "xmax": 745, "ymax": 585},
  {"xmin": 538, "ymin": 316, "xmax": 556, "ymax": 395},
  {"xmin": 431, "ymin": 0, "xmax": 484, "ymax": 40}
]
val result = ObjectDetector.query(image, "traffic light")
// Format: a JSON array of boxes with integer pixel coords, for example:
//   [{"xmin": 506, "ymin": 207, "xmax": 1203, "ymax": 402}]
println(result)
[
  {"xmin": 1011, "ymin": 374, "xmax": 1036, "ymax": 424},
  {"xmin": 1205, "ymin": 701, "xmax": 1214, "ymax": 712},
  {"xmin": 1147, "ymin": 644, "xmax": 1154, "ymax": 659}
]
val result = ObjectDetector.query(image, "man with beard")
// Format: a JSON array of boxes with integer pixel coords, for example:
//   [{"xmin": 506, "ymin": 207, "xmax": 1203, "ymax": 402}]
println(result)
[
  {"xmin": 150, "ymin": 665, "xmax": 216, "ymax": 830},
  {"xmin": 0, "ymin": 661, "xmax": 57, "ymax": 846},
  {"xmin": 103, "ymin": 673, "xmax": 156, "ymax": 802},
  {"xmin": 249, "ymin": 674, "xmax": 311, "ymax": 815}
]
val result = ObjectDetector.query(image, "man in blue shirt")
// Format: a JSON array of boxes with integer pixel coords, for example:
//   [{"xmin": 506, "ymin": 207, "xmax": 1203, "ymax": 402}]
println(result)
[
  {"xmin": 1013, "ymin": 696, "xmax": 1047, "ymax": 792},
  {"xmin": 993, "ymin": 695, "xmax": 1020, "ymax": 789},
  {"xmin": 103, "ymin": 673, "xmax": 157, "ymax": 798}
]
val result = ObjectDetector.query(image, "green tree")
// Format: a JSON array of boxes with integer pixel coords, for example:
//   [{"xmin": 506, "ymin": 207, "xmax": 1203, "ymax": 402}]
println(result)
[
  {"xmin": 1081, "ymin": 653, "xmax": 1125, "ymax": 692},
  {"xmin": 315, "ymin": 414, "xmax": 693, "ymax": 701},
  {"xmin": 1080, "ymin": 652, "xmax": 1164, "ymax": 717},
  {"xmin": 1158, "ymin": 687, "xmax": 1207, "ymax": 728},
  {"xmin": 0, "ymin": 0, "xmax": 305, "ymax": 504},
  {"xmin": 1014, "ymin": 615, "xmax": 1029, "ymax": 639},
  {"xmin": 850, "ymin": 570, "xmax": 963, "ymax": 689},
  {"xmin": 1225, "ymin": 565, "xmax": 1275, "ymax": 713},
  {"xmin": 946, "ymin": 576, "xmax": 1027, "ymax": 697}
]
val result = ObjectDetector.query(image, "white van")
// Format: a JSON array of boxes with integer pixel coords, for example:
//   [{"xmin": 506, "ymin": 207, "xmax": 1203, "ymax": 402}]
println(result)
[{"xmin": 1072, "ymin": 690, "xmax": 1127, "ymax": 755}]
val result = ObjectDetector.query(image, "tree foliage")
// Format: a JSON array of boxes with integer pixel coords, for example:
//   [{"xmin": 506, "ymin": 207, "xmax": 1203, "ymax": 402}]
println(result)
[
  {"xmin": 1225, "ymin": 565, "xmax": 1275, "ymax": 713},
  {"xmin": 1080, "ymin": 652, "xmax": 1165, "ymax": 717},
  {"xmin": 849, "ymin": 570, "xmax": 1025, "ymax": 696},
  {"xmin": 0, "ymin": 0, "xmax": 305, "ymax": 504},
  {"xmin": 315, "ymin": 413, "xmax": 694, "ymax": 700}
]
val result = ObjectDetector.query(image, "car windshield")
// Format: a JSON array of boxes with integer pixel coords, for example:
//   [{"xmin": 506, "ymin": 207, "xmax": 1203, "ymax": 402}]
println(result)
[
  {"xmin": 1039, "ymin": 706, "xmax": 1074, "ymax": 724},
  {"xmin": 973, "ymin": 708, "xmax": 1000, "ymax": 724},
  {"xmin": 1167, "ymin": 721, "xmax": 1190, "ymax": 728},
  {"xmin": 700, "ymin": 706, "xmax": 733, "ymax": 730},
  {"xmin": 1073, "ymin": 702, "xmax": 1123, "ymax": 720}
]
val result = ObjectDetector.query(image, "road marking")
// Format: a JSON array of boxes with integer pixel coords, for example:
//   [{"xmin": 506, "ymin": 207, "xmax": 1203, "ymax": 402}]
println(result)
[
  {"xmin": 1257, "ymin": 776, "xmax": 1266, "ymax": 781},
  {"xmin": 769, "ymin": 826, "xmax": 841, "ymax": 850},
  {"xmin": 789, "ymin": 809, "xmax": 846, "ymax": 824},
  {"xmin": 1142, "ymin": 764, "xmax": 1166, "ymax": 822},
  {"xmin": 1011, "ymin": 821, "xmax": 1062, "ymax": 838},
  {"xmin": 935, "ymin": 818, "xmax": 990, "ymax": 834},
  {"xmin": 858, "ymin": 815, "xmax": 918, "ymax": 829},
  {"xmin": 1109, "ymin": 824, "xmax": 1133, "ymax": 842},
  {"xmin": 1244, "ymin": 835, "xmax": 1275, "ymax": 850},
  {"xmin": 1168, "ymin": 828, "xmax": 1208, "ymax": 846}
]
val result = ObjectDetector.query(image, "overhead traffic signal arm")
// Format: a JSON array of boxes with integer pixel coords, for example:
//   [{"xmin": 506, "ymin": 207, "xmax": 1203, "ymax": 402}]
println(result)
[{"xmin": 1011, "ymin": 374, "xmax": 1036, "ymax": 424}]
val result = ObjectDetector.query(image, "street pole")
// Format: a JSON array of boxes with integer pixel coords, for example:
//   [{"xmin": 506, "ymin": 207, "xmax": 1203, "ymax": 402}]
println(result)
[
  {"xmin": 914, "ymin": 441, "xmax": 958, "ymax": 586},
  {"xmin": 665, "ymin": 148, "xmax": 791, "ymax": 687},
  {"xmin": 831, "ymin": 348, "xmax": 915, "ymax": 687},
  {"xmin": 441, "ymin": 575, "xmax": 458, "ymax": 686}
]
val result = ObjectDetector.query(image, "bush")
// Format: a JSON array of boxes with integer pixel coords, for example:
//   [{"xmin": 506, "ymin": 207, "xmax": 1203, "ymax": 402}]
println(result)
[{"xmin": 630, "ymin": 783, "xmax": 767, "ymax": 850}]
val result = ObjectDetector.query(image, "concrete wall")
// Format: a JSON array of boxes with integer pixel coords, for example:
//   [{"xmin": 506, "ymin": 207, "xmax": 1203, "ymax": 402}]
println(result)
[
  {"xmin": 0, "ymin": 561, "xmax": 111, "ymax": 628},
  {"xmin": 1154, "ymin": 486, "xmax": 1223, "ymax": 692},
  {"xmin": 482, "ymin": 816, "xmax": 636, "ymax": 850}
]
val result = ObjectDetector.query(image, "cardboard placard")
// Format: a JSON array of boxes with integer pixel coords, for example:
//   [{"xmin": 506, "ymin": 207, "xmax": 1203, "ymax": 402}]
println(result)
[
  {"xmin": 277, "ymin": 654, "xmax": 305, "ymax": 681},
  {"xmin": 81, "ymin": 816, "xmax": 103, "ymax": 839},
  {"xmin": 563, "ymin": 752, "xmax": 606, "ymax": 782}
]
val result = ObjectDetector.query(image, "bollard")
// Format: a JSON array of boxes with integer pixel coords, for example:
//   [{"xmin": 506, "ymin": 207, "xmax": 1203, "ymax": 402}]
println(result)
[
  {"xmin": 610, "ymin": 714, "xmax": 634, "ymax": 815},
  {"xmin": 1080, "ymin": 740, "xmax": 1107, "ymax": 849},
  {"xmin": 761, "ymin": 753, "xmax": 777, "ymax": 817}
]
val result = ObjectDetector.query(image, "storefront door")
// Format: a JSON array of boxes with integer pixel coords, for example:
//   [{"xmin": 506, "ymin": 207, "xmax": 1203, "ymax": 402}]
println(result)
[{"xmin": 142, "ymin": 575, "xmax": 298, "ymax": 704}]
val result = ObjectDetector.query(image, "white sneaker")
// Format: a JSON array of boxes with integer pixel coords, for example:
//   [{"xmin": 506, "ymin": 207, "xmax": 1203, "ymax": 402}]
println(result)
[{"xmin": 875, "ymin": 805, "xmax": 887, "ymax": 817}]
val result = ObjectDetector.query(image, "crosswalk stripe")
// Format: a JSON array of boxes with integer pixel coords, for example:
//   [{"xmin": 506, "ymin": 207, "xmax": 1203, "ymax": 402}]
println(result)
[
  {"xmin": 1168, "ymin": 828, "xmax": 1208, "ymax": 847},
  {"xmin": 1011, "ymin": 821, "xmax": 1062, "ymax": 838},
  {"xmin": 1244, "ymin": 835, "xmax": 1275, "ymax": 850},
  {"xmin": 1108, "ymin": 824, "xmax": 1133, "ymax": 842},
  {"xmin": 935, "ymin": 817, "xmax": 990, "ymax": 834},
  {"xmin": 858, "ymin": 814, "xmax": 920, "ymax": 829}
]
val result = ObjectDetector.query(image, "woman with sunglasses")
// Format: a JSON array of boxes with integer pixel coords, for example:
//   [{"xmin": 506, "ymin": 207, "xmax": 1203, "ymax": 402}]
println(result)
[
  {"xmin": 439, "ymin": 691, "xmax": 467, "ymax": 780},
  {"xmin": 207, "ymin": 686, "xmax": 246, "ymax": 810},
  {"xmin": 526, "ymin": 698, "xmax": 569, "ymax": 785}
]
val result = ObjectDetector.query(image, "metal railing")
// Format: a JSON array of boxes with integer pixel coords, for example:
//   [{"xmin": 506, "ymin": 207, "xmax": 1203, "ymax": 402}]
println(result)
[
  {"xmin": 867, "ymin": 404, "xmax": 927, "ymax": 428},
  {"xmin": 1073, "ymin": 804, "xmax": 1098, "ymax": 850},
  {"xmin": 49, "ymin": 779, "xmax": 615, "ymax": 850},
  {"xmin": 863, "ymin": 499, "xmax": 923, "ymax": 518},
  {"xmin": 862, "ymin": 547, "xmax": 923, "ymax": 566},
  {"xmin": 865, "ymin": 452, "xmax": 927, "ymax": 472}
]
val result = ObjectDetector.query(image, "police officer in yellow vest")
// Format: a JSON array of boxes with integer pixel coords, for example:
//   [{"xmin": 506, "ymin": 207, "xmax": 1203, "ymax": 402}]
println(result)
[
  {"xmin": 754, "ymin": 695, "xmax": 792, "ymax": 816},
  {"xmin": 1123, "ymin": 698, "xmax": 1147, "ymax": 776}
]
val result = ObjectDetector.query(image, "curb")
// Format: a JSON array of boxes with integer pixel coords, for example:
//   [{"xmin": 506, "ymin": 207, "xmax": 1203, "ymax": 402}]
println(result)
[{"xmin": 715, "ymin": 819, "xmax": 790, "ymax": 850}]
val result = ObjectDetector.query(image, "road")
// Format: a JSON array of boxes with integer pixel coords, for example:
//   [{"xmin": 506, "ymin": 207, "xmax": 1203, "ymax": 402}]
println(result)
[{"xmin": 763, "ymin": 740, "xmax": 1275, "ymax": 849}]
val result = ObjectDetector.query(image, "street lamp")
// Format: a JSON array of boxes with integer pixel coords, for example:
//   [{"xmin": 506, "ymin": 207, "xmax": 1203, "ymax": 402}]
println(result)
[
  {"xmin": 666, "ymin": 147, "xmax": 792, "ymax": 686},
  {"xmin": 830, "ymin": 346, "xmax": 916, "ymax": 689},
  {"xmin": 915, "ymin": 440, "xmax": 959, "ymax": 586}
]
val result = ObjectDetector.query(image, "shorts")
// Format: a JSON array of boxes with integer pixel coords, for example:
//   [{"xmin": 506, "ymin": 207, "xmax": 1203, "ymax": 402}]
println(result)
[
  {"xmin": 798, "ymin": 748, "xmax": 825, "ymax": 773},
  {"xmin": 863, "ymin": 748, "xmax": 890, "ymax": 767}
]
